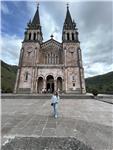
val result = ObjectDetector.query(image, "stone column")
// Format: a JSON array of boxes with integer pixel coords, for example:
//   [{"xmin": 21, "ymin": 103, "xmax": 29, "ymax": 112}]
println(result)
[
  {"xmin": 54, "ymin": 80, "xmax": 57, "ymax": 91},
  {"xmin": 70, "ymin": 32, "xmax": 72, "ymax": 41},
  {"xmin": 43, "ymin": 79, "xmax": 46, "ymax": 89},
  {"xmin": 35, "ymin": 79, "xmax": 38, "ymax": 93},
  {"xmin": 31, "ymin": 32, "xmax": 33, "ymax": 40},
  {"xmin": 64, "ymin": 48, "xmax": 66, "ymax": 66},
  {"xmin": 31, "ymin": 68, "xmax": 35, "ymax": 93},
  {"xmin": 62, "ymin": 79, "xmax": 65, "ymax": 92}
]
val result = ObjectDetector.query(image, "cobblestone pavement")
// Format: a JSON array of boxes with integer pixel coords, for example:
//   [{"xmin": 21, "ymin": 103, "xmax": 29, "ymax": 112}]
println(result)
[{"xmin": 1, "ymin": 98, "xmax": 113, "ymax": 150}]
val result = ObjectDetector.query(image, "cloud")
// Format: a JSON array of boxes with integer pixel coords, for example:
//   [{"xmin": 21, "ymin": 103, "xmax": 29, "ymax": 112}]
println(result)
[
  {"xmin": 1, "ymin": 33, "xmax": 22, "ymax": 65},
  {"xmin": 26, "ymin": 1, "xmax": 62, "ymax": 41},
  {"xmin": 1, "ymin": 1, "xmax": 113, "ymax": 78},
  {"xmin": 84, "ymin": 62, "xmax": 113, "ymax": 78}
]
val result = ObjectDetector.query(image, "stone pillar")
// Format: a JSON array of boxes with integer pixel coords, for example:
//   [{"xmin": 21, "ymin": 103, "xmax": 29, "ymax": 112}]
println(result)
[
  {"xmin": 31, "ymin": 68, "xmax": 35, "ymax": 93},
  {"xmin": 31, "ymin": 32, "xmax": 33, "ymax": 40},
  {"xmin": 35, "ymin": 79, "xmax": 38, "ymax": 93},
  {"xmin": 54, "ymin": 79, "xmax": 57, "ymax": 91},
  {"xmin": 27, "ymin": 32, "xmax": 29, "ymax": 40},
  {"xmin": 64, "ymin": 48, "xmax": 66, "ymax": 66},
  {"xmin": 70, "ymin": 32, "xmax": 72, "ymax": 41},
  {"xmin": 43, "ymin": 79, "xmax": 46, "ymax": 89},
  {"xmin": 62, "ymin": 79, "xmax": 65, "ymax": 92}
]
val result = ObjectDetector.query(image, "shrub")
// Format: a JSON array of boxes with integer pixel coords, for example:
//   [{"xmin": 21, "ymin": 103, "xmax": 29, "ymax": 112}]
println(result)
[{"xmin": 92, "ymin": 89, "xmax": 98, "ymax": 96}]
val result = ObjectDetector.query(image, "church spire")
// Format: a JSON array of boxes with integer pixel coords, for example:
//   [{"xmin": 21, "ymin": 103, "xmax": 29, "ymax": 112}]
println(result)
[
  {"xmin": 31, "ymin": 3, "xmax": 40, "ymax": 27},
  {"xmin": 24, "ymin": 2, "xmax": 43, "ymax": 43},
  {"xmin": 63, "ymin": 4, "xmax": 74, "ymax": 30},
  {"xmin": 62, "ymin": 4, "xmax": 79, "ymax": 43},
  {"xmin": 27, "ymin": 3, "xmax": 41, "ymax": 29}
]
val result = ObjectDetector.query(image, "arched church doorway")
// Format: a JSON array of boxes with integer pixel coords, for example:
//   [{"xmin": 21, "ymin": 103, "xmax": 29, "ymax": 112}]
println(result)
[
  {"xmin": 46, "ymin": 75, "xmax": 54, "ymax": 93},
  {"xmin": 37, "ymin": 77, "xmax": 43, "ymax": 93},
  {"xmin": 57, "ymin": 77, "xmax": 62, "ymax": 92}
]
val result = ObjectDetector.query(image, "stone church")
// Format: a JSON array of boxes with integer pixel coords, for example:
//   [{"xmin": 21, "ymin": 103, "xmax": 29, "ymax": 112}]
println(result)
[{"xmin": 14, "ymin": 4, "xmax": 86, "ymax": 94}]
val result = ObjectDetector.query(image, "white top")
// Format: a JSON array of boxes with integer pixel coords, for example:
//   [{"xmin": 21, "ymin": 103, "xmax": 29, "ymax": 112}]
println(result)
[{"xmin": 51, "ymin": 95, "xmax": 60, "ymax": 104}]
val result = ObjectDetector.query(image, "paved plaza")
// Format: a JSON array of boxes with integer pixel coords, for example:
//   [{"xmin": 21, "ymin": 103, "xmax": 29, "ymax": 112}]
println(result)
[{"xmin": 1, "ymin": 98, "xmax": 113, "ymax": 150}]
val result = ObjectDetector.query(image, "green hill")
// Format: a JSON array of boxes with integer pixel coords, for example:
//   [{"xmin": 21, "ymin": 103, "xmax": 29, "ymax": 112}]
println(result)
[
  {"xmin": 1, "ymin": 60, "xmax": 18, "ymax": 93},
  {"xmin": 85, "ymin": 72, "xmax": 113, "ymax": 94},
  {"xmin": 1, "ymin": 60, "xmax": 113, "ymax": 94}
]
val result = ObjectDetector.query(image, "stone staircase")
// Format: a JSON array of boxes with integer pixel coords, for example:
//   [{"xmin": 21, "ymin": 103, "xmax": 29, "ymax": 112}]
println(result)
[{"xmin": 1, "ymin": 93, "xmax": 113, "ymax": 100}]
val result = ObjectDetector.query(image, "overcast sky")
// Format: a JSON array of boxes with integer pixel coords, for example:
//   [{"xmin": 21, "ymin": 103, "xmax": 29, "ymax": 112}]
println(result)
[{"xmin": 1, "ymin": 1, "xmax": 113, "ymax": 78}]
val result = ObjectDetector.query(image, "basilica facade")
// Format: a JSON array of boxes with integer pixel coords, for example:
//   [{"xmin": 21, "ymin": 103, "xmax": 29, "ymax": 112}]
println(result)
[{"xmin": 14, "ymin": 4, "xmax": 86, "ymax": 94}]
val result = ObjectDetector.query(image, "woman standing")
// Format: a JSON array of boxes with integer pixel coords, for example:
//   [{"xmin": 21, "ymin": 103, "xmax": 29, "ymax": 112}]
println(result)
[{"xmin": 51, "ymin": 91, "xmax": 60, "ymax": 118}]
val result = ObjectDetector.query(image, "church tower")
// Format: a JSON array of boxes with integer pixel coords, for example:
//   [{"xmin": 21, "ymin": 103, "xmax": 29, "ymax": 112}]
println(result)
[
  {"xmin": 24, "ymin": 4, "xmax": 43, "ymax": 43},
  {"xmin": 14, "ymin": 5, "xmax": 42, "ymax": 93},
  {"xmin": 62, "ymin": 5, "xmax": 86, "ymax": 93}
]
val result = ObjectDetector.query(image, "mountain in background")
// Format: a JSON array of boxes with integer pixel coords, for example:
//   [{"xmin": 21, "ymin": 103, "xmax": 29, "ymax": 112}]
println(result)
[
  {"xmin": 1, "ymin": 60, "xmax": 113, "ymax": 94},
  {"xmin": 85, "ymin": 71, "xmax": 113, "ymax": 94},
  {"xmin": 1, "ymin": 60, "xmax": 18, "ymax": 93}
]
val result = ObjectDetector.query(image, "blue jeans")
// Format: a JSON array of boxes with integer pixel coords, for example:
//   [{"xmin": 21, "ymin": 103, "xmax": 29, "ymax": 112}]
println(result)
[{"xmin": 53, "ymin": 103, "xmax": 58, "ymax": 117}]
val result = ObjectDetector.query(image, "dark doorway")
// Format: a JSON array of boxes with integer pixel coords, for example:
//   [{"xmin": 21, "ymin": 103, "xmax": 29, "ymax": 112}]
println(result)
[
  {"xmin": 37, "ymin": 77, "xmax": 43, "ymax": 93},
  {"xmin": 46, "ymin": 75, "xmax": 54, "ymax": 93},
  {"xmin": 57, "ymin": 77, "xmax": 62, "ymax": 92}
]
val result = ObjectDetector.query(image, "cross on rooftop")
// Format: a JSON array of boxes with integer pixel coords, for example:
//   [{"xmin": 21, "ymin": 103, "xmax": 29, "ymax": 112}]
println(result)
[
  {"xmin": 50, "ymin": 34, "xmax": 54, "ymax": 39},
  {"xmin": 67, "ymin": 3, "xmax": 69, "ymax": 8},
  {"xmin": 36, "ymin": 1, "xmax": 39, "ymax": 8}
]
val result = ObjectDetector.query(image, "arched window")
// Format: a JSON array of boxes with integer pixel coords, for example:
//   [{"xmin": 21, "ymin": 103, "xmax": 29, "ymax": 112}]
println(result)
[
  {"xmin": 53, "ymin": 54, "xmax": 55, "ymax": 64},
  {"xmin": 29, "ymin": 33, "xmax": 31, "ymax": 40},
  {"xmin": 51, "ymin": 52, "xmax": 52, "ymax": 64},
  {"xmin": 67, "ymin": 33, "xmax": 69, "ymax": 40},
  {"xmin": 56, "ymin": 56, "xmax": 58, "ymax": 64},
  {"xmin": 72, "ymin": 33, "xmax": 74, "ymax": 41},
  {"xmin": 25, "ymin": 72, "xmax": 28, "ymax": 81},
  {"xmin": 73, "ymin": 83, "xmax": 75, "ymax": 87},
  {"xmin": 45, "ymin": 55, "xmax": 47, "ymax": 64},
  {"xmin": 48, "ymin": 54, "xmax": 51, "ymax": 64},
  {"xmin": 72, "ymin": 76, "xmax": 75, "ymax": 81},
  {"xmin": 33, "ymin": 33, "xmax": 36, "ymax": 40}
]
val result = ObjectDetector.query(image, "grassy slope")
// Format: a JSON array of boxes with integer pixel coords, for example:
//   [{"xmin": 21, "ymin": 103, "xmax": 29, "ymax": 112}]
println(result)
[
  {"xmin": 85, "ymin": 71, "xmax": 113, "ymax": 93},
  {"xmin": 1, "ymin": 60, "xmax": 18, "ymax": 93}
]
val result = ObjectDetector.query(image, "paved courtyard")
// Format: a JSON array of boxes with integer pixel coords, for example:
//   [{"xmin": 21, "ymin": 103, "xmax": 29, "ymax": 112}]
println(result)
[{"xmin": 1, "ymin": 98, "xmax": 113, "ymax": 150}]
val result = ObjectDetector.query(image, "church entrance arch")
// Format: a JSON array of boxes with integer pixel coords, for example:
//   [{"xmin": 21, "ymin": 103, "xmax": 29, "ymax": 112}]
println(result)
[
  {"xmin": 37, "ymin": 77, "xmax": 43, "ymax": 93},
  {"xmin": 57, "ymin": 77, "xmax": 62, "ymax": 92},
  {"xmin": 46, "ymin": 75, "xmax": 54, "ymax": 93}
]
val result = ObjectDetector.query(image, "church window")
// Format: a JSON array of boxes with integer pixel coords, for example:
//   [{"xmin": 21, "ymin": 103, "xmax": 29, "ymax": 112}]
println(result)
[
  {"xmin": 45, "ymin": 55, "xmax": 47, "ymax": 64},
  {"xmin": 67, "ymin": 33, "xmax": 69, "ymax": 40},
  {"xmin": 51, "ymin": 52, "xmax": 52, "ymax": 64},
  {"xmin": 33, "ymin": 33, "xmax": 36, "ymax": 40},
  {"xmin": 56, "ymin": 56, "xmax": 58, "ymax": 64},
  {"xmin": 53, "ymin": 54, "xmax": 55, "ymax": 64},
  {"xmin": 72, "ymin": 33, "xmax": 74, "ymax": 41},
  {"xmin": 73, "ymin": 83, "xmax": 75, "ymax": 86},
  {"xmin": 79, "ymin": 49, "xmax": 81, "ymax": 58},
  {"xmin": 48, "ymin": 54, "xmax": 51, "ymax": 64},
  {"xmin": 72, "ymin": 76, "xmax": 75, "ymax": 81},
  {"xmin": 51, "ymin": 53, "xmax": 53, "ymax": 64},
  {"xmin": 25, "ymin": 72, "xmax": 28, "ymax": 81},
  {"xmin": 47, "ymin": 55, "xmax": 49, "ymax": 64},
  {"xmin": 29, "ymin": 33, "xmax": 31, "ymax": 40}
]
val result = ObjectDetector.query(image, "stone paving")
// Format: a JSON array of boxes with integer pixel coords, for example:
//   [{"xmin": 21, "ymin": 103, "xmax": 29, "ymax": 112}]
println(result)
[
  {"xmin": 1, "ymin": 98, "xmax": 113, "ymax": 150},
  {"xmin": 1, "ymin": 137, "xmax": 93, "ymax": 150}
]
